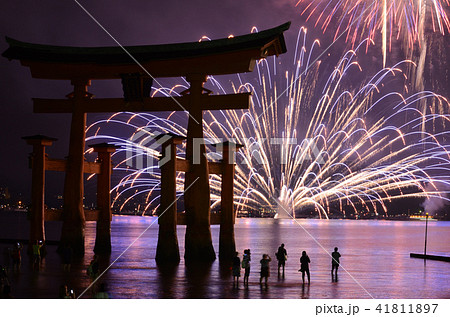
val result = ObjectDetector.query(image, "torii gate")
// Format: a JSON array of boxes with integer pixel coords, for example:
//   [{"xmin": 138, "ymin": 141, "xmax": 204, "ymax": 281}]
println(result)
[
  {"xmin": 2, "ymin": 22, "xmax": 290, "ymax": 261},
  {"xmin": 155, "ymin": 134, "xmax": 244, "ymax": 263}
]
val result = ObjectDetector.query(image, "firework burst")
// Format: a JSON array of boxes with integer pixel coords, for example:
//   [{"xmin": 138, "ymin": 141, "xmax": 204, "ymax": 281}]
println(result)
[
  {"xmin": 296, "ymin": 0, "xmax": 450, "ymax": 68},
  {"xmin": 86, "ymin": 28, "xmax": 450, "ymax": 219}
]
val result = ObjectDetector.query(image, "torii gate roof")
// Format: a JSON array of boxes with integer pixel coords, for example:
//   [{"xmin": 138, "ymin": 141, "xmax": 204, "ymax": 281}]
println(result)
[{"xmin": 2, "ymin": 22, "xmax": 290, "ymax": 80}]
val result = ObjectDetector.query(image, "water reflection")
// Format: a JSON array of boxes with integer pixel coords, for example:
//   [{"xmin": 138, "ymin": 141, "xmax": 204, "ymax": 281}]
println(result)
[
  {"xmin": 156, "ymin": 263, "xmax": 179, "ymax": 298},
  {"xmin": 183, "ymin": 261, "xmax": 212, "ymax": 298},
  {"xmin": 1, "ymin": 215, "xmax": 449, "ymax": 299},
  {"xmin": 301, "ymin": 283, "xmax": 310, "ymax": 299}
]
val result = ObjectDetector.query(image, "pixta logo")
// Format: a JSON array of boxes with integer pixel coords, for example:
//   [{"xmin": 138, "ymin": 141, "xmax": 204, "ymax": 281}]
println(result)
[
  {"xmin": 241, "ymin": 137, "xmax": 325, "ymax": 165},
  {"xmin": 125, "ymin": 128, "xmax": 174, "ymax": 169},
  {"xmin": 126, "ymin": 129, "xmax": 325, "ymax": 169}
]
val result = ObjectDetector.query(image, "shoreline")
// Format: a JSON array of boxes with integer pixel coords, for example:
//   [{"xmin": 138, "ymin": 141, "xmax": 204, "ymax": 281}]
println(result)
[{"xmin": 0, "ymin": 208, "xmax": 448, "ymax": 222}]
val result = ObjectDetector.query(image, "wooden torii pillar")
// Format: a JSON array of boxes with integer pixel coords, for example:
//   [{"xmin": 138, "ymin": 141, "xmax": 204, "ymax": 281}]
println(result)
[
  {"xmin": 22, "ymin": 137, "xmax": 116, "ymax": 254},
  {"xmin": 213, "ymin": 141, "xmax": 244, "ymax": 261},
  {"xmin": 155, "ymin": 133, "xmax": 185, "ymax": 264},
  {"xmin": 183, "ymin": 74, "xmax": 216, "ymax": 262},
  {"xmin": 60, "ymin": 79, "xmax": 92, "ymax": 256},
  {"xmin": 89, "ymin": 143, "xmax": 120, "ymax": 254},
  {"xmin": 22, "ymin": 135, "xmax": 57, "ymax": 254}
]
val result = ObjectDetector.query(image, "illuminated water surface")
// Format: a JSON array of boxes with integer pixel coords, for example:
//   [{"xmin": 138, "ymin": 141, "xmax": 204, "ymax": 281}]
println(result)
[{"xmin": 1, "ymin": 215, "xmax": 449, "ymax": 299}]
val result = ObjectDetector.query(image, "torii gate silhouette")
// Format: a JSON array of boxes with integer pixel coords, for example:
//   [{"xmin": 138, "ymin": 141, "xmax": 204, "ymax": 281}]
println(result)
[{"xmin": 2, "ymin": 22, "xmax": 290, "ymax": 262}]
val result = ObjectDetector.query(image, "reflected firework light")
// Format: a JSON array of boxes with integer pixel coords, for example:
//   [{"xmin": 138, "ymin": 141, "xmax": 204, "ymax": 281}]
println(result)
[{"xmin": 85, "ymin": 28, "xmax": 450, "ymax": 218}]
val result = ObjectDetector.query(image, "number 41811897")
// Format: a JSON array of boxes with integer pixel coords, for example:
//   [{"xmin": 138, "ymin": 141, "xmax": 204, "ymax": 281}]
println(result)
[{"xmin": 376, "ymin": 303, "xmax": 438, "ymax": 314}]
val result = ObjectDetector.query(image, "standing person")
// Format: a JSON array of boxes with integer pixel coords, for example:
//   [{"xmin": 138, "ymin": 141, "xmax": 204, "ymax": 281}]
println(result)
[
  {"xmin": 87, "ymin": 255, "xmax": 100, "ymax": 295},
  {"xmin": 59, "ymin": 285, "xmax": 69, "ymax": 299},
  {"xmin": 94, "ymin": 283, "xmax": 110, "ymax": 299},
  {"xmin": 32, "ymin": 240, "xmax": 43, "ymax": 271},
  {"xmin": 11, "ymin": 242, "xmax": 22, "ymax": 272},
  {"xmin": 0, "ymin": 265, "xmax": 9, "ymax": 290},
  {"xmin": 0, "ymin": 265, "xmax": 10, "ymax": 299},
  {"xmin": 87, "ymin": 255, "xmax": 99, "ymax": 280},
  {"xmin": 232, "ymin": 252, "xmax": 241, "ymax": 287},
  {"xmin": 259, "ymin": 254, "xmax": 271, "ymax": 287},
  {"xmin": 299, "ymin": 250, "xmax": 310, "ymax": 285},
  {"xmin": 59, "ymin": 284, "xmax": 75, "ymax": 299},
  {"xmin": 3, "ymin": 246, "xmax": 11, "ymax": 271},
  {"xmin": 1, "ymin": 284, "xmax": 13, "ymax": 299},
  {"xmin": 242, "ymin": 249, "xmax": 251, "ymax": 287},
  {"xmin": 331, "ymin": 247, "xmax": 341, "ymax": 281},
  {"xmin": 61, "ymin": 243, "xmax": 73, "ymax": 273},
  {"xmin": 275, "ymin": 243, "xmax": 287, "ymax": 277}
]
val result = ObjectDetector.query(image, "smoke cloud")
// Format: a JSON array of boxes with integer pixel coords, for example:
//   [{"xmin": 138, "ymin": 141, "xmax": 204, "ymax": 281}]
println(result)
[{"xmin": 421, "ymin": 182, "xmax": 450, "ymax": 215}]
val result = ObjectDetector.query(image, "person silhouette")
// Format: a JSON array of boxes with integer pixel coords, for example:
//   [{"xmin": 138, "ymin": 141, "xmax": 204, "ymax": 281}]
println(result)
[
  {"xmin": 2, "ymin": 284, "xmax": 13, "ymax": 299},
  {"xmin": 11, "ymin": 242, "xmax": 22, "ymax": 272},
  {"xmin": 331, "ymin": 247, "xmax": 341, "ymax": 281},
  {"xmin": 259, "ymin": 254, "xmax": 271, "ymax": 287},
  {"xmin": 276, "ymin": 243, "xmax": 287, "ymax": 277},
  {"xmin": 232, "ymin": 252, "xmax": 241, "ymax": 287},
  {"xmin": 61, "ymin": 243, "xmax": 73, "ymax": 273},
  {"xmin": 94, "ymin": 283, "xmax": 110, "ymax": 299},
  {"xmin": 0, "ymin": 265, "xmax": 9, "ymax": 288},
  {"xmin": 242, "ymin": 249, "xmax": 251, "ymax": 287},
  {"xmin": 59, "ymin": 284, "xmax": 75, "ymax": 299},
  {"xmin": 87, "ymin": 255, "xmax": 99, "ymax": 280},
  {"xmin": 299, "ymin": 251, "xmax": 310, "ymax": 284},
  {"xmin": 32, "ymin": 240, "xmax": 43, "ymax": 271}
]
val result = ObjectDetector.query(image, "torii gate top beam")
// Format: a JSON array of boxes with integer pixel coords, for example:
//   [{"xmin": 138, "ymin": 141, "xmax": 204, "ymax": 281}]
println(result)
[{"xmin": 2, "ymin": 22, "xmax": 290, "ymax": 80}]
